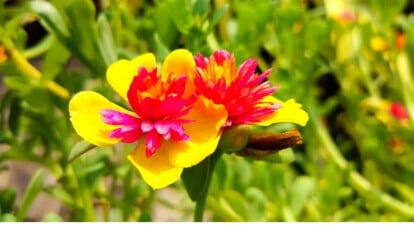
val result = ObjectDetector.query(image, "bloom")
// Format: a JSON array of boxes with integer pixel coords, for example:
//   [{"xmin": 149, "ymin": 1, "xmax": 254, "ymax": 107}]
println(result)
[
  {"xmin": 361, "ymin": 97, "xmax": 408, "ymax": 128},
  {"xmin": 0, "ymin": 46, "xmax": 7, "ymax": 64},
  {"xmin": 194, "ymin": 50, "xmax": 309, "ymax": 128},
  {"xmin": 69, "ymin": 49, "xmax": 227, "ymax": 189},
  {"xmin": 389, "ymin": 102, "xmax": 408, "ymax": 121},
  {"xmin": 395, "ymin": 33, "xmax": 406, "ymax": 50}
]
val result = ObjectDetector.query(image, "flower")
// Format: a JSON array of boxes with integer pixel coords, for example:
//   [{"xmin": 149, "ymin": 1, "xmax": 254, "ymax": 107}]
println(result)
[
  {"xmin": 370, "ymin": 36, "xmax": 388, "ymax": 52},
  {"xmin": 69, "ymin": 49, "xmax": 227, "ymax": 189},
  {"xmin": 389, "ymin": 102, "xmax": 408, "ymax": 121},
  {"xmin": 361, "ymin": 97, "xmax": 408, "ymax": 128},
  {"xmin": 194, "ymin": 50, "xmax": 309, "ymax": 128},
  {"xmin": 324, "ymin": 0, "xmax": 357, "ymax": 25},
  {"xmin": 0, "ymin": 46, "xmax": 7, "ymax": 64},
  {"xmin": 395, "ymin": 33, "xmax": 406, "ymax": 50}
]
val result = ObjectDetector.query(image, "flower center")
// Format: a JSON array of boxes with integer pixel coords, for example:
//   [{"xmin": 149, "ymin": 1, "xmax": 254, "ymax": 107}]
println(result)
[
  {"xmin": 101, "ymin": 67, "xmax": 194, "ymax": 158},
  {"xmin": 195, "ymin": 50, "xmax": 280, "ymax": 126}
]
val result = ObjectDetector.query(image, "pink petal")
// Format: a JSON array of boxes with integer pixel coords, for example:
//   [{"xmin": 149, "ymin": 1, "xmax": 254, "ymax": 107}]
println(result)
[
  {"xmin": 141, "ymin": 121, "xmax": 154, "ymax": 132},
  {"xmin": 145, "ymin": 130, "xmax": 162, "ymax": 158}
]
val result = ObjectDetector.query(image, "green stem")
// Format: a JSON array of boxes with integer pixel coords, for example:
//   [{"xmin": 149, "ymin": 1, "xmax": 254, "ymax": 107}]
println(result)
[
  {"xmin": 194, "ymin": 189, "xmax": 208, "ymax": 221},
  {"xmin": 1, "ymin": 38, "xmax": 69, "ymax": 99},
  {"xmin": 309, "ymin": 107, "xmax": 414, "ymax": 218},
  {"xmin": 391, "ymin": 51, "xmax": 414, "ymax": 126},
  {"xmin": 193, "ymin": 150, "xmax": 224, "ymax": 221}
]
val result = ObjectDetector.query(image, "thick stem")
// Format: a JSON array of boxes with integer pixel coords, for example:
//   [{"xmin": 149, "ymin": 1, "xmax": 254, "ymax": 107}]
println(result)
[
  {"xmin": 2, "ymin": 38, "xmax": 70, "ymax": 99},
  {"xmin": 193, "ymin": 150, "xmax": 224, "ymax": 221}
]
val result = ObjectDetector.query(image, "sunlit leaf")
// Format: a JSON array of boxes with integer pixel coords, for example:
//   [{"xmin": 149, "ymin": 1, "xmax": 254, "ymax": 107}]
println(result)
[
  {"xmin": 68, "ymin": 140, "xmax": 96, "ymax": 163},
  {"xmin": 16, "ymin": 169, "xmax": 44, "ymax": 221},
  {"xmin": 288, "ymin": 176, "xmax": 316, "ymax": 217},
  {"xmin": 97, "ymin": 14, "xmax": 117, "ymax": 66},
  {"xmin": 166, "ymin": 0, "xmax": 194, "ymax": 34},
  {"xmin": 41, "ymin": 38, "xmax": 70, "ymax": 82}
]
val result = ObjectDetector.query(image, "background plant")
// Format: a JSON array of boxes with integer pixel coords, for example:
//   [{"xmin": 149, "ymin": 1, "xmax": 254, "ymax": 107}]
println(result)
[{"xmin": 1, "ymin": 0, "xmax": 414, "ymax": 221}]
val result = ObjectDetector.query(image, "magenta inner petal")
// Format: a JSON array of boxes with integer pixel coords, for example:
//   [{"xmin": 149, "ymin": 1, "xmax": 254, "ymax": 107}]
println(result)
[
  {"xmin": 101, "ymin": 65, "xmax": 196, "ymax": 158},
  {"xmin": 145, "ymin": 130, "xmax": 162, "ymax": 158}
]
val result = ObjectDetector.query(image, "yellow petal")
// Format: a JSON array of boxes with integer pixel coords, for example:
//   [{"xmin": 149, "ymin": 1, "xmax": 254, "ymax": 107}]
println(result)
[
  {"xmin": 106, "ymin": 53, "xmax": 156, "ymax": 101},
  {"xmin": 69, "ymin": 91, "xmax": 135, "ymax": 146},
  {"xmin": 161, "ymin": 49, "xmax": 196, "ymax": 97},
  {"xmin": 167, "ymin": 96, "xmax": 228, "ymax": 168},
  {"xmin": 255, "ymin": 96, "xmax": 309, "ymax": 126},
  {"xmin": 128, "ymin": 142, "xmax": 183, "ymax": 189}
]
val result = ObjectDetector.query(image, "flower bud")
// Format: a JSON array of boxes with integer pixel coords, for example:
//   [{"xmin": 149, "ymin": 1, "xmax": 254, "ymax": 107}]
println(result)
[{"xmin": 218, "ymin": 125, "xmax": 250, "ymax": 153}]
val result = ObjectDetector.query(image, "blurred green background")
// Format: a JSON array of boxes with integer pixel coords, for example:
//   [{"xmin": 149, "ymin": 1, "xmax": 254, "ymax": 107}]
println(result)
[{"xmin": 2, "ymin": 0, "xmax": 414, "ymax": 221}]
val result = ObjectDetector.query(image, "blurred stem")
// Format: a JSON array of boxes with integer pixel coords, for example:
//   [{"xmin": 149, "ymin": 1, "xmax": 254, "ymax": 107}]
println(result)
[
  {"xmin": 71, "ymin": 163, "xmax": 96, "ymax": 221},
  {"xmin": 358, "ymin": 57, "xmax": 379, "ymax": 98},
  {"xmin": 97, "ymin": 180, "xmax": 110, "ymax": 221},
  {"xmin": 1, "ymin": 38, "xmax": 69, "ymax": 99},
  {"xmin": 391, "ymin": 51, "xmax": 414, "ymax": 126},
  {"xmin": 309, "ymin": 106, "xmax": 414, "ymax": 218},
  {"xmin": 23, "ymin": 35, "xmax": 54, "ymax": 59}
]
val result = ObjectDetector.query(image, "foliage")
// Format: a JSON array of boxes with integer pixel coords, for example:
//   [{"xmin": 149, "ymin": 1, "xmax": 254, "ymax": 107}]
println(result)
[{"xmin": 1, "ymin": 0, "xmax": 414, "ymax": 221}]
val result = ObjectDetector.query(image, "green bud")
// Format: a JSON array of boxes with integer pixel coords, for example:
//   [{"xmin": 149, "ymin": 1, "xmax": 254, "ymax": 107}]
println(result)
[{"xmin": 218, "ymin": 125, "xmax": 250, "ymax": 153}]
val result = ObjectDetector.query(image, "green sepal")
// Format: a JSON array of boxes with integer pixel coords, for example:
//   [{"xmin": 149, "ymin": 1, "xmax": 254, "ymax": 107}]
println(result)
[{"xmin": 181, "ymin": 149, "xmax": 223, "ymax": 202}]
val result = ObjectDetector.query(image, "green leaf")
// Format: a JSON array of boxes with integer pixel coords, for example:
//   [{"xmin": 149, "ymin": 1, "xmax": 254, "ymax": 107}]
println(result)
[
  {"xmin": 45, "ymin": 187, "xmax": 74, "ymax": 207},
  {"xmin": 8, "ymin": 96, "xmax": 21, "ymax": 136},
  {"xmin": 4, "ymin": 17, "xmax": 23, "ymax": 38},
  {"xmin": 193, "ymin": 0, "xmax": 210, "ymax": 17},
  {"xmin": 206, "ymin": 4, "xmax": 229, "ymax": 34},
  {"xmin": 24, "ymin": 34, "xmax": 55, "ymax": 59},
  {"xmin": 181, "ymin": 155, "xmax": 214, "ymax": 201},
  {"xmin": 154, "ymin": 33, "xmax": 170, "ymax": 62},
  {"xmin": 0, "ymin": 213, "xmax": 17, "ymax": 222},
  {"xmin": 288, "ymin": 176, "xmax": 316, "ymax": 217},
  {"xmin": 138, "ymin": 211, "xmax": 152, "ymax": 222},
  {"xmin": 0, "ymin": 90, "xmax": 14, "ymax": 132},
  {"xmin": 367, "ymin": 0, "xmax": 407, "ymax": 26},
  {"xmin": 68, "ymin": 140, "xmax": 96, "ymax": 163},
  {"xmin": 260, "ymin": 148, "xmax": 296, "ymax": 164},
  {"xmin": 26, "ymin": 1, "xmax": 69, "ymax": 40},
  {"xmin": 222, "ymin": 190, "xmax": 249, "ymax": 221},
  {"xmin": 42, "ymin": 213, "xmax": 63, "ymax": 222},
  {"xmin": 24, "ymin": 87, "xmax": 53, "ymax": 114},
  {"xmin": 41, "ymin": 38, "xmax": 71, "ymax": 82},
  {"xmin": 207, "ymin": 195, "xmax": 244, "ymax": 221},
  {"xmin": 0, "ymin": 0, "xmax": 4, "ymax": 25},
  {"xmin": 154, "ymin": 3, "xmax": 179, "ymax": 48},
  {"xmin": 181, "ymin": 150, "xmax": 223, "ymax": 201},
  {"xmin": 63, "ymin": 0, "xmax": 106, "ymax": 74},
  {"xmin": 245, "ymin": 187, "xmax": 267, "ymax": 221},
  {"xmin": 97, "ymin": 14, "xmax": 117, "ymax": 66},
  {"xmin": 16, "ymin": 169, "xmax": 45, "ymax": 221},
  {"xmin": 166, "ymin": 0, "xmax": 194, "ymax": 34},
  {"xmin": 0, "ymin": 188, "xmax": 16, "ymax": 214},
  {"xmin": 3, "ymin": 76, "xmax": 32, "ymax": 95}
]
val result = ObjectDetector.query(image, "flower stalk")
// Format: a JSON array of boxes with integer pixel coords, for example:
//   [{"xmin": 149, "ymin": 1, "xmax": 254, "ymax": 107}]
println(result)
[
  {"xmin": 1, "ymin": 38, "xmax": 70, "ymax": 99},
  {"xmin": 193, "ymin": 149, "xmax": 223, "ymax": 221}
]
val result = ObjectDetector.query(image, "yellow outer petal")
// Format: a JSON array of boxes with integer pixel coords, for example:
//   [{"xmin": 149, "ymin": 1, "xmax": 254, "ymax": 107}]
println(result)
[
  {"xmin": 106, "ymin": 53, "xmax": 156, "ymax": 101},
  {"xmin": 161, "ymin": 49, "xmax": 196, "ymax": 97},
  {"xmin": 167, "ymin": 96, "xmax": 228, "ymax": 168},
  {"xmin": 128, "ymin": 142, "xmax": 183, "ymax": 190},
  {"xmin": 69, "ymin": 91, "xmax": 135, "ymax": 146},
  {"xmin": 255, "ymin": 96, "xmax": 309, "ymax": 126}
]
